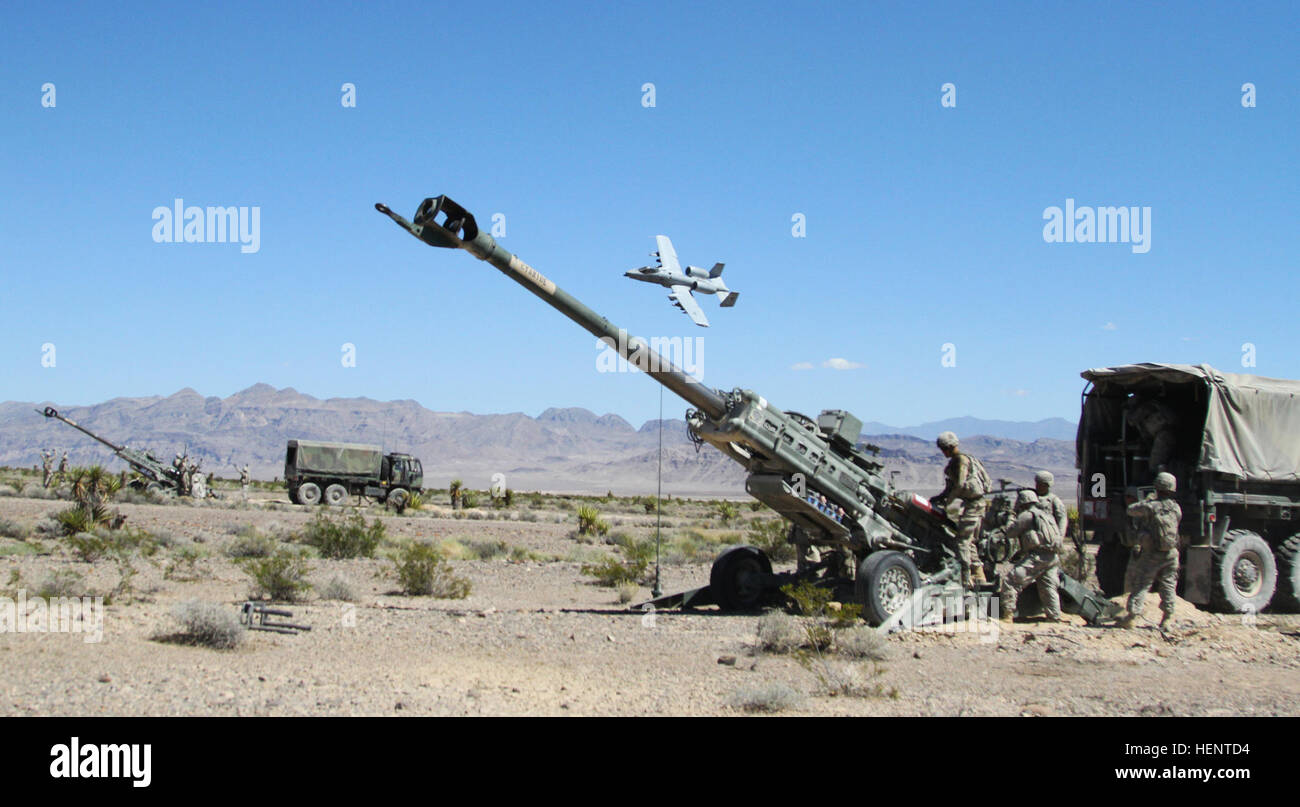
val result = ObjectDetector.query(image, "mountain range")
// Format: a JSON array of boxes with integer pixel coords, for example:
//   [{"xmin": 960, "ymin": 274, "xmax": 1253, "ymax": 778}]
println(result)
[{"xmin": 0, "ymin": 385, "xmax": 1079, "ymax": 497}]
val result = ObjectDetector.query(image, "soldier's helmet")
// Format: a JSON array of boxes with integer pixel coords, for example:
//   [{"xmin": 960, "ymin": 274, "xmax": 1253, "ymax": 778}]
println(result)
[
  {"xmin": 1034, "ymin": 470, "xmax": 1053, "ymax": 487},
  {"xmin": 936, "ymin": 431, "xmax": 959, "ymax": 451},
  {"xmin": 1015, "ymin": 489, "xmax": 1039, "ymax": 510},
  {"xmin": 1155, "ymin": 472, "xmax": 1176, "ymax": 492}
]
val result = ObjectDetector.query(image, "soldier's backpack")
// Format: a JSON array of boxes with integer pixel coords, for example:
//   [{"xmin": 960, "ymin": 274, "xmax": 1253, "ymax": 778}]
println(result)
[
  {"xmin": 1032, "ymin": 505, "xmax": 1064, "ymax": 551},
  {"xmin": 957, "ymin": 454, "xmax": 992, "ymax": 499}
]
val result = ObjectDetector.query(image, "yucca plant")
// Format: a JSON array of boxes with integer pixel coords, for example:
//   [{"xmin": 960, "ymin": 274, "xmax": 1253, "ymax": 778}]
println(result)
[{"xmin": 449, "ymin": 479, "xmax": 463, "ymax": 509}]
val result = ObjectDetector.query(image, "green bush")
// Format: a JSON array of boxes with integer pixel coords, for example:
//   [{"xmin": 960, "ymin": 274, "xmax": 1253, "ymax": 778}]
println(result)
[
  {"xmin": 716, "ymin": 501, "xmax": 739, "ymax": 524},
  {"xmin": 319, "ymin": 575, "xmax": 357, "ymax": 601},
  {"xmin": 581, "ymin": 537, "xmax": 652, "ymax": 587},
  {"xmin": 391, "ymin": 542, "xmax": 471, "ymax": 598},
  {"xmin": 576, "ymin": 505, "xmax": 609, "ymax": 537},
  {"xmin": 746, "ymin": 518, "xmax": 796, "ymax": 563},
  {"xmin": 239, "ymin": 548, "xmax": 313, "ymax": 601},
  {"xmin": 168, "ymin": 600, "xmax": 245, "ymax": 649},
  {"xmin": 223, "ymin": 527, "xmax": 278, "ymax": 558},
  {"xmin": 300, "ymin": 509, "xmax": 384, "ymax": 559},
  {"xmin": 35, "ymin": 569, "xmax": 86, "ymax": 599}
]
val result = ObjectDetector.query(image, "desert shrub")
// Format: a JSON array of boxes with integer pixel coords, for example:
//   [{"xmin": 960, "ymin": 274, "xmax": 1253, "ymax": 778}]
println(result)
[
  {"xmin": 749, "ymin": 501, "xmax": 765, "ymax": 512},
  {"xmin": 54, "ymin": 504, "xmax": 112, "ymax": 537},
  {"xmin": 726, "ymin": 682, "xmax": 803, "ymax": 713},
  {"xmin": 224, "ymin": 527, "xmax": 278, "ymax": 558},
  {"xmin": 168, "ymin": 600, "xmax": 245, "ymax": 649},
  {"xmin": 164, "ymin": 545, "xmax": 204, "ymax": 581},
  {"xmin": 239, "ymin": 548, "xmax": 313, "ymax": 601},
  {"xmin": 756, "ymin": 612, "xmax": 804, "ymax": 653},
  {"xmin": 21, "ymin": 483, "xmax": 55, "ymax": 500},
  {"xmin": 460, "ymin": 491, "xmax": 480, "ymax": 509},
  {"xmin": 0, "ymin": 518, "xmax": 27, "ymax": 539},
  {"xmin": 581, "ymin": 537, "xmax": 652, "ymax": 587},
  {"xmin": 466, "ymin": 539, "xmax": 509, "ymax": 561},
  {"xmin": 319, "ymin": 575, "xmax": 357, "ymax": 602},
  {"xmin": 65, "ymin": 526, "xmax": 157, "ymax": 563},
  {"xmin": 835, "ymin": 626, "xmax": 890, "ymax": 661},
  {"xmin": 643, "ymin": 500, "xmax": 657, "ymax": 514},
  {"xmin": 576, "ymin": 505, "xmax": 609, "ymax": 537},
  {"xmin": 746, "ymin": 518, "xmax": 796, "ymax": 563},
  {"xmin": 35, "ymin": 569, "xmax": 86, "ymax": 599},
  {"xmin": 616, "ymin": 581, "xmax": 639, "ymax": 604},
  {"xmin": 300, "ymin": 509, "xmax": 384, "ymax": 559},
  {"xmin": 716, "ymin": 501, "xmax": 739, "ymax": 525},
  {"xmin": 391, "ymin": 542, "xmax": 471, "ymax": 598},
  {"xmin": 405, "ymin": 492, "xmax": 424, "ymax": 511}
]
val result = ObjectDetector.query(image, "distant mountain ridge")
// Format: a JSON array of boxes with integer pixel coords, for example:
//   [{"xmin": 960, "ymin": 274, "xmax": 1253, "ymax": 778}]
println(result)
[{"xmin": 0, "ymin": 385, "xmax": 1078, "ymax": 496}]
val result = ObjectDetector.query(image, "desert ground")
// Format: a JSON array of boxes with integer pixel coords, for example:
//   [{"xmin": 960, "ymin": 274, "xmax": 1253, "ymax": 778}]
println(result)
[{"xmin": 0, "ymin": 472, "xmax": 1296, "ymax": 717}]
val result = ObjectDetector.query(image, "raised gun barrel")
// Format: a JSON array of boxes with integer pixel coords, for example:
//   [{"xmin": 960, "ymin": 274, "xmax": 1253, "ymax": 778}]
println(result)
[
  {"xmin": 38, "ymin": 407, "xmax": 125, "ymax": 453},
  {"xmin": 376, "ymin": 197, "xmax": 728, "ymax": 421},
  {"xmin": 38, "ymin": 406, "xmax": 178, "ymax": 489}
]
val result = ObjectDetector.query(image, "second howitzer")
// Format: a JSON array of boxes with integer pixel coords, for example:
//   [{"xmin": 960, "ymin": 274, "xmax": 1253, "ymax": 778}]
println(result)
[
  {"xmin": 38, "ymin": 407, "xmax": 190, "ymax": 495},
  {"xmin": 377, "ymin": 196, "xmax": 1116, "ymax": 624}
]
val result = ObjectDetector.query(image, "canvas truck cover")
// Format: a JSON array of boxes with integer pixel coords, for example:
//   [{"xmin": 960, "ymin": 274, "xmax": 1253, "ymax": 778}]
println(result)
[
  {"xmin": 291, "ymin": 440, "xmax": 383, "ymax": 476},
  {"xmin": 1081, "ymin": 363, "xmax": 1300, "ymax": 482}
]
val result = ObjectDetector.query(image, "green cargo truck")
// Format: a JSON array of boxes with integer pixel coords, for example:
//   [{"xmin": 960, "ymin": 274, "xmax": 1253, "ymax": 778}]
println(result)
[{"xmin": 284, "ymin": 439, "xmax": 424, "ymax": 508}]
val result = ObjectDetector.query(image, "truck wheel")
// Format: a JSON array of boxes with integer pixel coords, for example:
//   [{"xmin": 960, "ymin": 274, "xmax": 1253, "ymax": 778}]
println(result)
[
  {"xmin": 709, "ymin": 546, "xmax": 772, "ymax": 611},
  {"xmin": 1095, "ymin": 539, "xmax": 1128, "ymax": 597},
  {"xmin": 288, "ymin": 486, "xmax": 300, "ymax": 505},
  {"xmin": 387, "ymin": 488, "xmax": 409, "ymax": 510},
  {"xmin": 856, "ymin": 551, "xmax": 921, "ymax": 626},
  {"xmin": 1272, "ymin": 534, "xmax": 1300, "ymax": 612},
  {"xmin": 324, "ymin": 484, "xmax": 349, "ymax": 506},
  {"xmin": 1211, "ymin": 529, "xmax": 1277, "ymax": 613},
  {"xmin": 298, "ymin": 482, "xmax": 321, "ymax": 506}
]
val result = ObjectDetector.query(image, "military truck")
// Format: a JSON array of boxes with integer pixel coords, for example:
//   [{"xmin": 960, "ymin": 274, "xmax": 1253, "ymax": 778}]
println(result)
[
  {"xmin": 284, "ymin": 439, "xmax": 423, "ymax": 508},
  {"xmin": 1077, "ymin": 363, "xmax": 1300, "ymax": 613}
]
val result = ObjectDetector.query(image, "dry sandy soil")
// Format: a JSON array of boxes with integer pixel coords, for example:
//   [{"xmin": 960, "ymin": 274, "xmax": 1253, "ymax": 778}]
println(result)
[{"xmin": 1, "ymin": 489, "xmax": 1297, "ymax": 717}]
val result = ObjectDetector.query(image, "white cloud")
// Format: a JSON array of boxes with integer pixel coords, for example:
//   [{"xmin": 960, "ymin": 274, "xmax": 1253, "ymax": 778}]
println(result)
[
  {"xmin": 790, "ymin": 362, "xmax": 814, "ymax": 371},
  {"xmin": 822, "ymin": 358, "xmax": 864, "ymax": 370},
  {"xmin": 1010, "ymin": 389, "xmax": 1029, "ymax": 397},
  {"xmin": 1101, "ymin": 322, "xmax": 1118, "ymax": 331}
]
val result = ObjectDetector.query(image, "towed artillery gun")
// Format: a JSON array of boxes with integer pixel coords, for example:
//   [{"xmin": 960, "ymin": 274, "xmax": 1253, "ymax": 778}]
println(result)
[
  {"xmin": 38, "ymin": 406, "xmax": 192, "ymax": 496},
  {"xmin": 377, "ymin": 195, "xmax": 1116, "ymax": 625}
]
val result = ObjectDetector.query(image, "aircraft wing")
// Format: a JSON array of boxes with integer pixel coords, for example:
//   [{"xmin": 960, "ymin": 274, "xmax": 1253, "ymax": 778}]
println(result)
[
  {"xmin": 670, "ymin": 285, "xmax": 709, "ymax": 327},
  {"xmin": 654, "ymin": 235, "xmax": 683, "ymax": 275}
]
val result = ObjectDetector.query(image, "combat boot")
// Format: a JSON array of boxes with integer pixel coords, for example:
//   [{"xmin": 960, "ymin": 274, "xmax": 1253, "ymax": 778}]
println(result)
[
  {"xmin": 1159, "ymin": 613, "xmax": 1174, "ymax": 632},
  {"xmin": 1116, "ymin": 611, "xmax": 1138, "ymax": 629},
  {"xmin": 969, "ymin": 565, "xmax": 989, "ymax": 587}
]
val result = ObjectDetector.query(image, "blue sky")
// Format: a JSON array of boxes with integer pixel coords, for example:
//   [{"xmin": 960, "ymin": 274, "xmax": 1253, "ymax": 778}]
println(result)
[{"xmin": 2, "ymin": 1, "xmax": 1296, "ymax": 428}]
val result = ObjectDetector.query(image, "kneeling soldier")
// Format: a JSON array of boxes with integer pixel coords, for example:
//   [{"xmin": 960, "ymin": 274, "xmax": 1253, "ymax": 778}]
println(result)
[{"xmin": 998, "ymin": 490, "xmax": 1063, "ymax": 622}]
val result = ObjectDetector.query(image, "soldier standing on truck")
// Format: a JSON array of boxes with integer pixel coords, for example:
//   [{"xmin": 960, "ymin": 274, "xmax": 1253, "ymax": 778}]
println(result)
[
  {"xmin": 1119, "ymin": 471, "xmax": 1183, "ymax": 631},
  {"xmin": 998, "ymin": 490, "xmax": 1063, "ymax": 622},
  {"xmin": 1125, "ymin": 395, "xmax": 1177, "ymax": 476},
  {"xmin": 1035, "ymin": 470, "xmax": 1069, "ymax": 537},
  {"xmin": 930, "ymin": 431, "xmax": 991, "ymax": 588},
  {"xmin": 41, "ymin": 450, "xmax": 54, "ymax": 488}
]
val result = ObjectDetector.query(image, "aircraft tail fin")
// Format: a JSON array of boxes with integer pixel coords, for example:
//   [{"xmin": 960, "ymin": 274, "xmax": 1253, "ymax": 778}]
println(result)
[
  {"xmin": 708, "ymin": 262, "xmax": 725, "ymax": 278},
  {"xmin": 720, "ymin": 291, "xmax": 739, "ymax": 307}
]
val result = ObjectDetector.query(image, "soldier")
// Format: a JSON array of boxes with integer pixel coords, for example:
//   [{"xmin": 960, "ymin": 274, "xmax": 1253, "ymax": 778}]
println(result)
[
  {"xmin": 930, "ymin": 431, "xmax": 992, "ymax": 588},
  {"xmin": 41, "ymin": 449, "xmax": 54, "ymax": 488},
  {"xmin": 1034, "ymin": 470, "xmax": 1069, "ymax": 538},
  {"xmin": 173, "ymin": 453, "xmax": 188, "ymax": 496},
  {"xmin": 1125, "ymin": 395, "xmax": 1177, "ymax": 476},
  {"xmin": 1119, "ymin": 472, "xmax": 1182, "ymax": 631},
  {"xmin": 56, "ymin": 451, "xmax": 68, "ymax": 485},
  {"xmin": 998, "ymin": 490, "xmax": 1063, "ymax": 622},
  {"xmin": 239, "ymin": 464, "xmax": 251, "ymax": 501}
]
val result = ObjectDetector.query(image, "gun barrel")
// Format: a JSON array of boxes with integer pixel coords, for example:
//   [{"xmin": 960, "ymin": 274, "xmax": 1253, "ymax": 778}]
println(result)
[
  {"xmin": 38, "ymin": 407, "xmax": 125, "ymax": 453},
  {"xmin": 376, "ymin": 198, "xmax": 728, "ymax": 421}
]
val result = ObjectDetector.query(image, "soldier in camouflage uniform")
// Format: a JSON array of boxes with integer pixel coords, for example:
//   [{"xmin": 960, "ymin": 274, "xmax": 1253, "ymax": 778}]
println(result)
[
  {"xmin": 41, "ymin": 450, "xmax": 54, "ymax": 488},
  {"xmin": 1126, "ymin": 396, "xmax": 1177, "ymax": 476},
  {"xmin": 930, "ymin": 431, "xmax": 991, "ymax": 588},
  {"xmin": 239, "ymin": 464, "xmax": 251, "ymax": 501},
  {"xmin": 1119, "ymin": 471, "xmax": 1182, "ymax": 630},
  {"xmin": 55, "ymin": 452, "xmax": 68, "ymax": 486},
  {"xmin": 998, "ymin": 490, "xmax": 1062, "ymax": 622},
  {"xmin": 1034, "ymin": 470, "xmax": 1069, "ymax": 537}
]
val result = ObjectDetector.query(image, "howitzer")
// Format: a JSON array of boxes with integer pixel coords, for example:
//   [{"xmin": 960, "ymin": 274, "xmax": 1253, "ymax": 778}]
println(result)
[
  {"xmin": 38, "ymin": 406, "xmax": 184, "ymax": 493},
  {"xmin": 377, "ymin": 195, "xmax": 1117, "ymax": 624}
]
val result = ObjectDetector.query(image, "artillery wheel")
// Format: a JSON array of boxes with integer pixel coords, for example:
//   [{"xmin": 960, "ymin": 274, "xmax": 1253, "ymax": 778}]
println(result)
[
  {"xmin": 856, "ymin": 551, "xmax": 921, "ymax": 626},
  {"xmin": 1211, "ymin": 529, "xmax": 1277, "ymax": 613},
  {"xmin": 709, "ymin": 545, "xmax": 772, "ymax": 611},
  {"xmin": 324, "ymin": 484, "xmax": 349, "ymax": 506},
  {"xmin": 298, "ymin": 482, "xmax": 322, "ymax": 506},
  {"xmin": 1095, "ymin": 538, "xmax": 1128, "ymax": 597},
  {"xmin": 387, "ymin": 488, "xmax": 409, "ymax": 511},
  {"xmin": 1274, "ymin": 534, "xmax": 1300, "ymax": 613},
  {"xmin": 144, "ymin": 481, "xmax": 162, "ymax": 495}
]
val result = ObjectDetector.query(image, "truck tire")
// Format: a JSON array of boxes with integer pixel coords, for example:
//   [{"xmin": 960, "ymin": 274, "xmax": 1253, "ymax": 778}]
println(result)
[
  {"xmin": 387, "ymin": 488, "xmax": 409, "ymax": 511},
  {"xmin": 856, "ymin": 551, "xmax": 921, "ymax": 626},
  {"xmin": 324, "ymin": 484, "xmax": 348, "ymax": 506},
  {"xmin": 1210, "ymin": 529, "xmax": 1277, "ymax": 613},
  {"xmin": 1273, "ymin": 534, "xmax": 1300, "ymax": 613},
  {"xmin": 709, "ymin": 546, "xmax": 772, "ymax": 611},
  {"xmin": 1095, "ymin": 538, "xmax": 1128, "ymax": 597},
  {"xmin": 298, "ymin": 482, "xmax": 321, "ymax": 506}
]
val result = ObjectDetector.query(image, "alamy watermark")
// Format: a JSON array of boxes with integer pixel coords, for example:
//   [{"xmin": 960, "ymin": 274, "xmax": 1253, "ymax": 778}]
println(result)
[
  {"xmin": 1042, "ymin": 199, "xmax": 1151, "ymax": 254},
  {"xmin": 596, "ymin": 329, "xmax": 704, "ymax": 380},
  {"xmin": 0, "ymin": 590, "xmax": 103, "ymax": 643},
  {"xmin": 152, "ymin": 198, "xmax": 261, "ymax": 254}
]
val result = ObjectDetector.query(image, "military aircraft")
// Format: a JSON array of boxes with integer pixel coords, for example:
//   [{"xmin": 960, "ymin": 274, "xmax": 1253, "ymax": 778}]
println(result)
[{"xmin": 624, "ymin": 235, "xmax": 737, "ymax": 327}]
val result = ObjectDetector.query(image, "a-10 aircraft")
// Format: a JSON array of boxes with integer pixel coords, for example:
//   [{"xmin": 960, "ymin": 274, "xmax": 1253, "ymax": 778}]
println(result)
[{"xmin": 624, "ymin": 235, "xmax": 738, "ymax": 327}]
